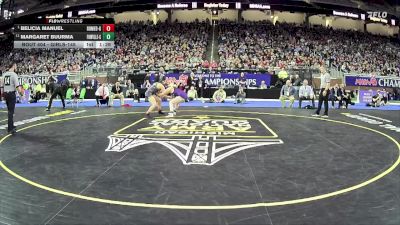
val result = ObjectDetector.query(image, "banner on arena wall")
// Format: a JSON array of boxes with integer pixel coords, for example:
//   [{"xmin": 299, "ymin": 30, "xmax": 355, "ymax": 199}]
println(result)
[
  {"xmin": 150, "ymin": 73, "xmax": 272, "ymax": 87},
  {"xmin": 345, "ymin": 75, "xmax": 400, "ymax": 88},
  {"xmin": 358, "ymin": 90, "xmax": 377, "ymax": 103},
  {"xmin": 18, "ymin": 74, "xmax": 68, "ymax": 86}
]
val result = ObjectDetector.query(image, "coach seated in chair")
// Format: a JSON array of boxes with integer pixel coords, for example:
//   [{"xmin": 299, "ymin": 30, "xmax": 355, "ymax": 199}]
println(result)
[
  {"xmin": 133, "ymin": 89, "xmax": 140, "ymax": 103},
  {"xmin": 29, "ymin": 83, "xmax": 42, "ymax": 103},
  {"xmin": 125, "ymin": 80, "xmax": 135, "ymax": 98},
  {"xmin": 110, "ymin": 82, "xmax": 124, "ymax": 106},
  {"xmin": 213, "ymin": 86, "xmax": 226, "ymax": 103},
  {"xmin": 329, "ymin": 84, "xmax": 342, "ymax": 109},
  {"xmin": 259, "ymin": 80, "xmax": 268, "ymax": 89},
  {"xmin": 367, "ymin": 92, "xmax": 384, "ymax": 107},
  {"xmin": 339, "ymin": 84, "xmax": 354, "ymax": 109},
  {"xmin": 95, "ymin": 83, "xmax": 110, "ymax": 107},
  {"xmin": 298, "ymin": 79, "xmax": 315, "ymax": 109},
  {"xmin": 279, "ymin": 80, "xmax": 295, "ymax": 108}
]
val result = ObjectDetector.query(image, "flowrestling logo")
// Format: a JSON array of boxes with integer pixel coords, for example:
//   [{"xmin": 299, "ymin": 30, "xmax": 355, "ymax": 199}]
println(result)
[
  {"xmin": 355, "ymin": 76, "xmax": 378, "ymax": 86},
  {"xmin": 367, "ymin": 11, "xmax": 388, "ymax": 23},
  {"xmin": 106, "ymin": 115, "xmax": 283, "ymax": 166}
]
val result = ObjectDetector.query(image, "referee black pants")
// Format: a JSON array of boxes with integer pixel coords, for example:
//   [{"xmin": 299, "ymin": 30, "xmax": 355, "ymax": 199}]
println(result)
[
  {"xmin": 316, "ymin": 88, "xmax": 330, "ymax": 116},
  {"xmin": 47, "ymin": 87, "xmax": 65, "ymax": 110},
  {"xmin": 4, "ymin": 91, "xmax": 16, "ymax": 132}
]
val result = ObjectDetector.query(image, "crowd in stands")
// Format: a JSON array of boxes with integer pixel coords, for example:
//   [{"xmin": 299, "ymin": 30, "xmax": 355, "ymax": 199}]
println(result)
[
  {"xmin": 111, "ymin": 21, "xmax": 210, "ymax": 71},
  {"xmin": 0, "ymin": 20, "xmax": 399, "ymax": 77},
  {"xmin": 218, "ymin": 21, "xmax": 400, "ymax": 76}
]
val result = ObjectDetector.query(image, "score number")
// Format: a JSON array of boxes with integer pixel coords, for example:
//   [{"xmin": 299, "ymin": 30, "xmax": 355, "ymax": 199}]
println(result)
[
  {"xmin": 102, "ymin": 24, "xmax": 115, "ymax": 41},
  {"xmin": 102, "ymin": 24, "xmax": 115, "ymax": 32}
]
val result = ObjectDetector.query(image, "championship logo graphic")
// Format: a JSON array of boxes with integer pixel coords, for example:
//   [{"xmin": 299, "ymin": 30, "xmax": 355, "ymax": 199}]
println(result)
[{"xmin": 106, "ymin": 115, "xmax": 283, "ymax": 166}]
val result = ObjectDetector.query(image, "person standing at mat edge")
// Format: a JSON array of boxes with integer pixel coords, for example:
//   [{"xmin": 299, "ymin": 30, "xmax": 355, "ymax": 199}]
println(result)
[
  {"xmin": 2, "ymin": 63, "xmax": 23, "ymax": 134},
  {"xmin": 313, "ymin": 66, "xmax": 330, "ymax": 118},
  {"xmin": 46, "ymin": 78, "xmax": 70, "ymax": 111}
]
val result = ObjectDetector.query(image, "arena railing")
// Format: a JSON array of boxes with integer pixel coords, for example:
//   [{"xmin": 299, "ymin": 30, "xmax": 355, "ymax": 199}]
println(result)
[
  {"xmin": 329, "ymin": 65, "xmax": 399, "ymax": 78},
  {"xmin": 80, "ymin": 65, "xmax": 321, "ymax": 78}
]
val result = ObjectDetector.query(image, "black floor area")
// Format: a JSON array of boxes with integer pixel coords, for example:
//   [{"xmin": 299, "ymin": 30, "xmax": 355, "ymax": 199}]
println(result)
[{"xmin": 0, "ymin": 107, "xmax": 399, "ymax": 225}]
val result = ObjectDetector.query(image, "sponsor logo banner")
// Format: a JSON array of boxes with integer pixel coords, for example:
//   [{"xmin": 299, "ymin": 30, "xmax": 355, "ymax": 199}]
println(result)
[
  {"xmin": 151, "ymin": 73, "xmax": 271, "ymax": 87},
  {"xmin": 345, "ymin": 75, "xmax": 400, "ymax": 88}
]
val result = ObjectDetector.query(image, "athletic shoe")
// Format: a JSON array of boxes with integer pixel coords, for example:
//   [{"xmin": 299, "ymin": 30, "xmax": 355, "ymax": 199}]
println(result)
[
  {"xmin": 158, "ymin": 111, "xmax": 165, "ymax": 115},
  {"xmin": 311, "ymin": 114, "xmax": 320, "ymax": 117},
  {"xmin": 45, "ymin": 108, "xmax": 50, "ymax": 111},
  {"xmin": 145, "ymin": 113, "xmax": 152, "ymax": 118},
  {"xmin": 8, "ymin": 128, "xmax": 16, "ymax": 135},
  {"xmin": 321, "ymin": 115, "xmax": 329, "ymax": 118},
  {"xmin": 167, "ymin": 113, "xmax": 174, "ymax": 117}
]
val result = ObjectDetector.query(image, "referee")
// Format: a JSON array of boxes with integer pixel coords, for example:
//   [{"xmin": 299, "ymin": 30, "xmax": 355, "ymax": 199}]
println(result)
[
  {"xmin": 2, "ymin": 63, "xmax": 23, "ymax": 135},
  {"xmin": 312, "ymin": 66, "xmax": 331, "ymax": 118}
]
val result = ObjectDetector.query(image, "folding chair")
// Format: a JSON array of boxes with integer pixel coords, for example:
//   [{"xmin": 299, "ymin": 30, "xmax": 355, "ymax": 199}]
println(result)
[
  {"xmin": 79, "ymin": 88, "xmax": 86, "ymax": 103},
  {"xmin": 65, "ymin": 88, "xmax": 77, "ymax": 108}
]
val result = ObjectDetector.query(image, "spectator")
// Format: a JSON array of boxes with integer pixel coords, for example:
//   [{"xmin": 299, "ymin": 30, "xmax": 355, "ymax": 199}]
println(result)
[
  {"xmin": 29, "ymin": 83, "xmax": 42, "ymax": 103},
  {"xmin": 235, "ymin": 86, "xmax": 246, "ymax": 104},
  {"xmin": 133, "ymin": 89, "xmax": 140, "ymax": 103},
  {"xmin": 144, "ymin": 73, "xmax": 151, "ymax": 88},
  {"xmin": 339, "ymin": 84, "xmax": 353, "ymax": 109},
  {"xmin": 213, "ymin": 86, "xmax": 226, "ymax": 103},
  {"xmin": 125, "ymin": 80, "xmax": 135, "ymax": 98},
  {"xmin": 330, "ymin": 84, "xmax": 342, "ymax": 109},
  {"xmin": 187, "ymin": 72, "xmax": 197, "ymax": 91},
  {"xmin": 279, "ymin": 80, "xmax": 295, "ymax": 108},
  {"xmin": 197, "ymin": 74, "xmax": 206, "ymax": 99},
  {"xmin": 293, "ymin": 75, "xmax": 302, "ymax": 86},
  {"xmin": 367, "ymin": 91, "xmax": 384, "ymax": 107},
  {"xmin": 238, "ymin": 72, "xmax": 247, "ymax": 88},
  {"xmin": 278, "ymin": 68, "xmax": 289, "ymax": 81},
  {"xmin": 187, "ymin": 86, "xmax": 198, "ymax": 101},
  {"xmin": 378, "ymin": 89, "xmax": 388, "ymax": 104}
]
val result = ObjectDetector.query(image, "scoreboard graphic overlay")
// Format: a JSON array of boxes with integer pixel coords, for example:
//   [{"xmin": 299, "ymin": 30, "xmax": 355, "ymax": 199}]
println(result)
[{"xmin": 14, "ymin": 18, "xmax": 115, "ymax": 49}]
